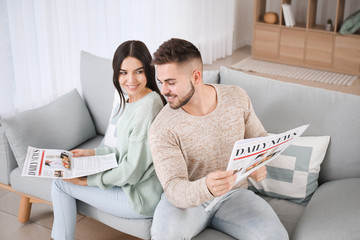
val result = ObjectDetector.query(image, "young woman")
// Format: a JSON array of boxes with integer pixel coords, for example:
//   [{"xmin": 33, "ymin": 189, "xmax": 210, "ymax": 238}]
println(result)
[{"xmin": 51, "ymin": 40, "xmax": 166, "ymax": 240}]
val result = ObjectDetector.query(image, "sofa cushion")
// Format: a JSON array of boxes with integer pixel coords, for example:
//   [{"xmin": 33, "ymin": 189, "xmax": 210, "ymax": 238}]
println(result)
[
  {"xmin": 292, "ymin": 178, "xmax": 360, "ymax": 240},
  {"xmin": 78, "ymin": 202, "xmax": 153, "ymax": 240},
  {"xmin": 80, "ymin": 51, "xmax": 114, "ymax": 135},
  {"xmin": 10, "ymin": 167, "xmax": 53, "ymax": 202},
  {"xmin": 249, "ymin": 136, "xmax": 330, "ymax": 205},
  {"xmin": 1, "ymin": 89, "xmax": 96, "ymax": 169},
  {"xmin": 260, "ymin": 195, "xmax": 305, "ymax": 238},
  {"xmin": 219, "ymin": 66, "xmax": 360, "ymax": 183}
]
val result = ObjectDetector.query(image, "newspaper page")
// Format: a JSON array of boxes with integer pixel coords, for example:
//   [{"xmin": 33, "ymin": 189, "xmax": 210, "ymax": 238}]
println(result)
[
  {"xmin": 21, "ymin": 146, "xmax": 118, "ymax": 179},
  {"xmin": 205, "ymin": 124, "xmax": 309, "ymax": 211}
]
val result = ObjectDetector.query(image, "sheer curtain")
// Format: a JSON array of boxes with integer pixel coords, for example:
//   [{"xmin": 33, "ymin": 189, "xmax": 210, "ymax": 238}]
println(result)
[{"xmin": 0, "ymin": 0, "xmax": 235, "ymax": 118}]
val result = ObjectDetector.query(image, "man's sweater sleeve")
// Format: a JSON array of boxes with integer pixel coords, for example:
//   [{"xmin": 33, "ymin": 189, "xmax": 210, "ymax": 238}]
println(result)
[{"xmin": 149, "ymin": 127, "xmax": 214, "ymax": 209}]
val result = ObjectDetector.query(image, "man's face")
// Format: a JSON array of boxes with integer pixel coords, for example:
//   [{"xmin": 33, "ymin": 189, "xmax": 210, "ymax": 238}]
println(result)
[{"xmin": 156, "ymin": 63, "xmax": 195, "ymax": 109}]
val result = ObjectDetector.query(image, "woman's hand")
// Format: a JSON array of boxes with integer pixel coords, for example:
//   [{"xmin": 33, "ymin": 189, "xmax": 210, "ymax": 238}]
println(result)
[
  {"xmin": 63, "ymin": 177, "xmax": 88, "ymax": 186},
  {"xmin": 70, "ymin": 149, "xmax": 95, "ymax": 158}
]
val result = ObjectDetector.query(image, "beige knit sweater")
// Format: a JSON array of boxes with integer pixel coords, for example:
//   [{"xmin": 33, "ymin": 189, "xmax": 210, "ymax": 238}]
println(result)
[{"xmin": 149, "ymin": 84, "xmax": 267, "ymax": 209}]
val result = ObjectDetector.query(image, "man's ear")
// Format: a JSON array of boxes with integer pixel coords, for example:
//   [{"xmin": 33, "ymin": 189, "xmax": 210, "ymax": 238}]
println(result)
[{"xmin": 192, "ymin": 70, "xmax": 202, "ymax": 85}]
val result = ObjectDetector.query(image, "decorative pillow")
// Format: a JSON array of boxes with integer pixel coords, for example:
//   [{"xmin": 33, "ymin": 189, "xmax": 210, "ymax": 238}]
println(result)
[
  {"xmin": 80, "ymin": 51, "xmax": 114, "ymax": 135},
  {"xmin": 249, "ymin": 136, "xmax": 330, "ymax": 205},
  {"xmin": 1, "ymin": 89, "xmax": 97, "ymax": 169},
  {"xmin": 339, "ymin": 10, "xmax": 360, "ymax": 34}
]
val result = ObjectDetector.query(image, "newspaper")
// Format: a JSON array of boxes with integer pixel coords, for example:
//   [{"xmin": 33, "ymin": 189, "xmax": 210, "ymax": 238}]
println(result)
[
  {"xmin": 21, "ymin": 146, "xmax": 118, "ymax": 179},
  {"xmin": 205, "ymin": 124, "xmax": 309, "ymax": 211}
]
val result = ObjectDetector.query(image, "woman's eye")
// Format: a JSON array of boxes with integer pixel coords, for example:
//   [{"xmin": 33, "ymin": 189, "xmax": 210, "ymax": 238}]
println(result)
[
  {"xmin": 119, "ymin": 71, "xmax": 126, "ymax": 75},
  {"xmin": 136, "ymin": 70, "xmax": 144, "ymax": 74}
]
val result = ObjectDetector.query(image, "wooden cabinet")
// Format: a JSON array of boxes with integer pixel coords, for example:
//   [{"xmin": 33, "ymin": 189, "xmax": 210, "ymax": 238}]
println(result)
[
  {"xmin": 253, "ymin": 24, "xmax": 280, "ymax": 60},
  {"xmin": 333, "ymin": 35, "xmax": 360, "ymax": 74},
  {"xmin": 279, "ymin": 28, "xmax": 306, "ymax": 64},
  {"xmin": 252, "ymin": 0, "xmax": 360, "ymax": 75},
  {"xmin": 305, "ymin": 31, "xmax": 334, "ymax": 68}
]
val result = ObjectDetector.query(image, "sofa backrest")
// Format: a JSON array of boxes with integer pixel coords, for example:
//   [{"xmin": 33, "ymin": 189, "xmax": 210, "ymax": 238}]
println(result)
[
  {"xmin": 80, "ymin": 51, "xmax": 114, "ymax": 135},
  {"xmin": 219, "ymin": 66, "xmax": 360, "ymax": 184}
]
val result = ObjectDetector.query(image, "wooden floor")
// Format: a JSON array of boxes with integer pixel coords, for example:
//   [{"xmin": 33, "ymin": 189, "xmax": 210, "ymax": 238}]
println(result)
[{"xmin": 204, "ymin": 45, "xmax": 360, "ymax": 96}]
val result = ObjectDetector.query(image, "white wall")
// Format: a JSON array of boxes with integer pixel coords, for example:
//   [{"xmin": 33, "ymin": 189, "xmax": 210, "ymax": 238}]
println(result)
[{"xmin": 233, "ymin": 0, "xmax": 254, "ymax": 49}]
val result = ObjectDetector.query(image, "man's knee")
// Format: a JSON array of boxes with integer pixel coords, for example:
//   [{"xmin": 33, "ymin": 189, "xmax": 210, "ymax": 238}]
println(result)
[
  {"xmin": 151, "ymin": 194, "xmax": 208, "ymax": 240},
  {"xmin": 151, "ymin": 223, "xmax": 187, "ymax": 240}
]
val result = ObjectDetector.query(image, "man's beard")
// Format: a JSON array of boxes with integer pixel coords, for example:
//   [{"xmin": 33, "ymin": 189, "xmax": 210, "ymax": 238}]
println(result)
[{"xmin": 167, "ymin": 81, "xmax": 195, "ymax": 109}]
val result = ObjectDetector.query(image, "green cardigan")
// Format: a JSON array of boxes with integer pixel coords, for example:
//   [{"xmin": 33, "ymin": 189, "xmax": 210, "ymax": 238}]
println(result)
[{"xmin": 87, "ymin": 91, "xmax": 164, "ymax": 216}]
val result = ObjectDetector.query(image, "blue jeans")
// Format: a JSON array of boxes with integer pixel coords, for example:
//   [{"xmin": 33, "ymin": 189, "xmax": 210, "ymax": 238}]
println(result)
[
  {"xmin": 151, "ymin": 188, "xmax": 289, "ymax": 240},
  {"xmin": 51, "ymin": 179, "xmax": 149, "ymax": 240}
]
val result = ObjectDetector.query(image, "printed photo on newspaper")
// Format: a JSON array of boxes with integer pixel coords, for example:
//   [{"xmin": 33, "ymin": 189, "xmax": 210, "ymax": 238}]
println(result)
[
  {"xmin": 205, "ymin": 124, "xmax": 309, "ymax": 211},
  {"xmin": 21, "ymin": 146, "xmax": 118, "ymax": 179}
]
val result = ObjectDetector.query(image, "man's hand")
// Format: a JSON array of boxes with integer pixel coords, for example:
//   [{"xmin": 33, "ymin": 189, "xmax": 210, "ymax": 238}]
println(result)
[
  {"xmin": 249, "ymin": 166, "xmax": 267, "ymax": 182},
  {"xmin": 63, "ymin": 177, "xmax": 88, "ymax": 186},
  {"xmin": 206, "ymin": 170, "xmax": 237, "ymax": 197}
]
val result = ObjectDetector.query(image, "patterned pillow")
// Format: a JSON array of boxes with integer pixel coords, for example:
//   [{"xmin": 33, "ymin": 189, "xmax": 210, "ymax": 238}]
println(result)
[{"xmin": 249, "ymin": 136, "xmax": 330, "ymax": 205}]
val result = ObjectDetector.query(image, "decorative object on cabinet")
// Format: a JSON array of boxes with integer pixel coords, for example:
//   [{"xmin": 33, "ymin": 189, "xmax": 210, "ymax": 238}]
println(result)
[
  {"xmin": 326, "ymin": 19, "xmax": 333, "ymax": 31},
  {"xmin": 264, "ymin": 12, "xmax": 279, "ymax": 24}
]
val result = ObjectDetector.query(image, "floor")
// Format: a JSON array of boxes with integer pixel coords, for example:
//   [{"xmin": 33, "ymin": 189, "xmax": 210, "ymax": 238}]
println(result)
[
  {"xmin": 203, "ymin": 45, "xmax": 360, "ymax": 96},
  {"xmin": 0, "ymin": 187, "xmax": 139, "ymax": 240},
  {"xmin": 1, "ymin": 45, "xmax": 359, "ymax": 240}
]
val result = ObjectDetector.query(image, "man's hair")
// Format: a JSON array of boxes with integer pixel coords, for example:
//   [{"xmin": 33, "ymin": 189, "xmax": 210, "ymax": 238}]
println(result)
[{"xmin": 152, "ymin": 38, "xmax": 202, "ymax": 65}]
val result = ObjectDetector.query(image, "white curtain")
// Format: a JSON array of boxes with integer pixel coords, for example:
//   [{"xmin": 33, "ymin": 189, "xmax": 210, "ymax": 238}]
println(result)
[{"xmin": 0, "ymin": 0, "xmax": 235, "ymax": 118}]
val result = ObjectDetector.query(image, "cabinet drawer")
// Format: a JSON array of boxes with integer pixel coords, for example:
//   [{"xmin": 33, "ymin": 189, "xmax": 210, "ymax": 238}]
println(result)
[
  {"xmin": 253, "ymin": 24, "xmax": 280, "ymax": 60},
  {"xmin": 333, "ymin": 35, "xmax": 360, "ymax": 74},
  {"xmin": 279, "ymin": 28, "xmax": 306, "ymax": 65},
  {"xmin": 305, "ymin": 32, "xmax": 334, "ymax": 68}
]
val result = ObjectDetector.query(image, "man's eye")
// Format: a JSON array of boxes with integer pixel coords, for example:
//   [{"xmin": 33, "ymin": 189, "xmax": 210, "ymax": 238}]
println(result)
[{"xmin": 168, "ymin": 82, "xmax": 175, "ymax": 85}]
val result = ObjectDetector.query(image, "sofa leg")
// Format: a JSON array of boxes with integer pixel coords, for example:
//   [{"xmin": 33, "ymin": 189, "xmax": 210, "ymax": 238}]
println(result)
[{"xmin": 18, "ymin": 195, "xmax": 32, "ymax": 223}]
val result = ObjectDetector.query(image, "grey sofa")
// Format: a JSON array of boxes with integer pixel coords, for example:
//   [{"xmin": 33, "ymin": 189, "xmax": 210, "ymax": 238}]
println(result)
[{"xmin": 1, "ymin": 51, "xmax": 359, "ymax": 240}]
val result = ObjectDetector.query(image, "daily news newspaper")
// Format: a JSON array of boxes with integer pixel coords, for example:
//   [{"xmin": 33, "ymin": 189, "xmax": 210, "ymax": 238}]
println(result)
[
  {"xmin": 22, "ymin": 146, "xmax": 118, "ymax": 179},
  {"xmin": 205, "ymin": 124, "xmax": 309, "ymax": 211}
]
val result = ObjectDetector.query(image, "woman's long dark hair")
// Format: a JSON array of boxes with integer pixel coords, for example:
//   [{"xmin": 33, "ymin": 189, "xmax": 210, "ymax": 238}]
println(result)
[{"xmin": 112, "ymin": 40, "xmax": 166, "ymax": 114}]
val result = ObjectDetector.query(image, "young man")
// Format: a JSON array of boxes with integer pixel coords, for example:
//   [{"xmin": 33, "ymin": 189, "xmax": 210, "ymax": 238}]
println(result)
[{"xmin": 149, "ymin": 38, "xmax": 288, "ymax": 240}]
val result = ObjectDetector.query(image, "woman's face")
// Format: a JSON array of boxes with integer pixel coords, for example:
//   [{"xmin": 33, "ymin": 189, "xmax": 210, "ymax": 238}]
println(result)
[{"xmin": 119, "ymin": 56, "xmax": 148, "ymax": 102}]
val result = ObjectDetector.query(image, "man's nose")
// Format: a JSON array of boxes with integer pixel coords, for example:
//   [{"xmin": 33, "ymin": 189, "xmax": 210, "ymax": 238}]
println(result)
[{"xmin": 161, "ymin": 84, "xmax": 169, "ymax": 95}]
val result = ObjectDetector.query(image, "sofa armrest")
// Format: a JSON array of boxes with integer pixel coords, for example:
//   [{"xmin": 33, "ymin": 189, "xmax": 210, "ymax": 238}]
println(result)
[
  {"xmin": 0, "ymin": 124, "xmax": 17, "ymax": 185},
  {"xmin": 293, "ymin": 178, "xmax": 360, "ymax": 240}
]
